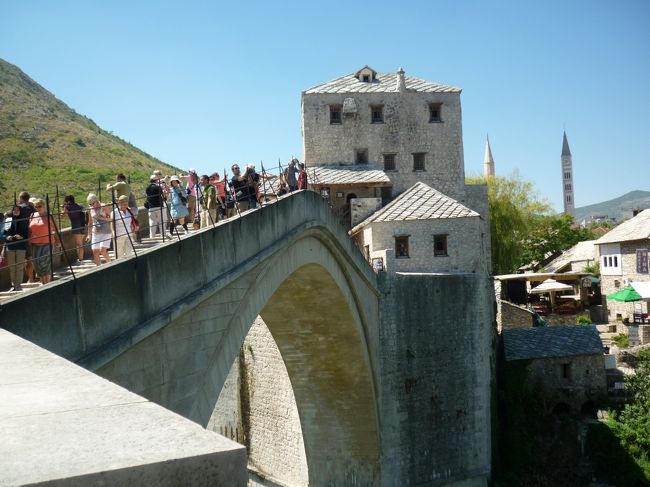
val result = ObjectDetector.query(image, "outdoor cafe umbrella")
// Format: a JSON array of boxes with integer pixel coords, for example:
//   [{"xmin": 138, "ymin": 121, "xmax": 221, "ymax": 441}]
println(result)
[
  {"xmin": 530, "ymin": 278, "xmax": 574, "ymax": 310},
  {"xmin": 607, "ymin": 286, "xmax": 642, "ymax": 302}
]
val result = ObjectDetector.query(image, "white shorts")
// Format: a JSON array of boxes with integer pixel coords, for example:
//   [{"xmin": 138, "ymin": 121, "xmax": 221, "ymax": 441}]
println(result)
[{"xmin": 91, "ymin": 232, "xmax": 111, "ymax": 250}]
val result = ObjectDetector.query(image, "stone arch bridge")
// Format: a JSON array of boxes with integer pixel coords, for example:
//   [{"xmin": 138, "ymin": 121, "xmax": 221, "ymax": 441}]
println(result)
[{"xmin": 0, "ymin": 190, "xmax": 493, "ymax": 486}]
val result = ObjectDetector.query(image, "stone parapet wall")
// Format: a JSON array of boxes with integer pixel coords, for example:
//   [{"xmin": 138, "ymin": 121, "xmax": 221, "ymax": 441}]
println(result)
[{"xmin": 496, "ymin": 300, "xmax": 534, "ymax": 331}]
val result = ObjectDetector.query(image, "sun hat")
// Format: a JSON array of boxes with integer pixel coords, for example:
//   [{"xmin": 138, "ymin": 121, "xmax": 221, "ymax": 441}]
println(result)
[
  {"xmin": 118, "ymin": 195, "xmax": 129, "ymax": 202},
  {"xmin": 170, "ymin": 175, "xmax": 181, "ymax": 183}
]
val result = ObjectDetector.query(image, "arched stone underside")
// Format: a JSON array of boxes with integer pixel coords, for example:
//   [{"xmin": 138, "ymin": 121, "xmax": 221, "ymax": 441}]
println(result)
[{"xmin": 97, "ymin": 230, "xmax": 381, "ymax": 486}]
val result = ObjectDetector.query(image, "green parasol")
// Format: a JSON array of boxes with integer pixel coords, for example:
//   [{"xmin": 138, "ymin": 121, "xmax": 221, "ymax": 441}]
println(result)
[{"xmin": 606, "ymin": 286, "xmax": 642, "ymax": 302}]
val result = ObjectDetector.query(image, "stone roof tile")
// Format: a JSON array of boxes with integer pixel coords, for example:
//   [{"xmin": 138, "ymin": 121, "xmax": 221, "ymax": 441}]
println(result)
[
  {"xmin": 307, "ymin": 165, "xmax": 392, "ymax": 186},
  {"xmin": 350, "ymin": 182, "xmax": 479, "ymax": 233},
  {"xmin": 595, "ymin": 209, "xmax": 650, "ymax": 244},
  {"xmin": 304, "ymin": 72, "xmax": 461, "ymax": 95},
  {"xmin": 503, "ymin": 325, "xmax": 604, "ymax": 361}
]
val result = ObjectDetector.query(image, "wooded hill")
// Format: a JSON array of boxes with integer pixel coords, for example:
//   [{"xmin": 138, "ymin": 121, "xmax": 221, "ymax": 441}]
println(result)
[{"xmin": 0, "ymin": 58, "xmax": 180, "ymax": 211}]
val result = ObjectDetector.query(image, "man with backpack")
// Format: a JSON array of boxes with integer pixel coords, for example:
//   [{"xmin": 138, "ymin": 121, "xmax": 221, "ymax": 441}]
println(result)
[{"xmin": 199, "ymin": 174, "xmax": 219, "ymax": 228}]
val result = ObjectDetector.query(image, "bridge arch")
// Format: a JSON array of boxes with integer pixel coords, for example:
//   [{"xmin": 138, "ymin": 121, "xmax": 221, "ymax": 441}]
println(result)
[
  {"xmin": 190, "ymin": 231, "xmax": 381, "ymax": 484},
  {"xmin": 1, "ymin": 192, "xmax": 382, "ymax": 484}
]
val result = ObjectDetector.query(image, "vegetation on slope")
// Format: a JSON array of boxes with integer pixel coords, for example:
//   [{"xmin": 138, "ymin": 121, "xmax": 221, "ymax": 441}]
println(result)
[{"xmin": 0, "ymin": 58, "xmax": 181, "ymax": 211}]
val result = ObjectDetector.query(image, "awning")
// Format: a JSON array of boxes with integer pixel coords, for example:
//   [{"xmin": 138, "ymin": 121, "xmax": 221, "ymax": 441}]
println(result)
[
  {"xmin": 607, "ymin": 286, "xmax": 642, "ymax": 302},
  {"xmin": 530, "ymin": 279, "xmax": 573, "ymax": 293},
  {"xmin": 631, "ymin": 281, "xmax": 650, "ymax": 299}
]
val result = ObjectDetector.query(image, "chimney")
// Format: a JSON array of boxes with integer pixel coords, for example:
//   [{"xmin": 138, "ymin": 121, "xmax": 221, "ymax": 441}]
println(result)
[{"xmin": 397, "ymin": 67, "xmax": 406, "ymax": 92}]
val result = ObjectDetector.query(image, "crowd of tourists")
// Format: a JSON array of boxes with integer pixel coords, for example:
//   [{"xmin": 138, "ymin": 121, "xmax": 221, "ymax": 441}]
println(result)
[{"xmin": 0, "ymin": 160, "xmax": 308, "ymax": 291}]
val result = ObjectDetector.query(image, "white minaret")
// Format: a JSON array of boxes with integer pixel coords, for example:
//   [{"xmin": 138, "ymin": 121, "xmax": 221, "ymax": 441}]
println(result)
[
  {"xmin": 483, "ymin": 136, "xmax": 495, "ymax": 177},
  {"xmin": 561, "ymin": 131, "xmax": 575, "ymax": 216}
]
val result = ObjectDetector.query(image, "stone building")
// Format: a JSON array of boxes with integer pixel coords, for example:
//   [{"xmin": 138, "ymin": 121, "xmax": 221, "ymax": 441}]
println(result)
[
  {"xmin": 595, "ymin": 209, "xmax": 650, "ymax": 321},
  {"xmin": 502, "ymin": 325, "xmax": 606, "ymax": 415},
  {"xmin": 302, "ymin": 65, "xmax": 467, "ymax": 202},
  {"xmin": 350, "ymin": 182, "xmax": 488, "ymax": 274},
  {"xmin": 302, "ymin": 65, "xmax": 490, "ymax": 274}
]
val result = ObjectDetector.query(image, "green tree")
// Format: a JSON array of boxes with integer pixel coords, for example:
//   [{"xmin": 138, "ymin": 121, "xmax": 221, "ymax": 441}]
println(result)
[
  {"xmin": 606, "ymin": 348, "xmax": 650, "ymax": 479},
  {"xmin": 519, "ymin": 213, "xmax": 595, "ymax": 268},
  {"xmin": 467, "ymin": 172, "xmax": 552, "ymax": 275}
]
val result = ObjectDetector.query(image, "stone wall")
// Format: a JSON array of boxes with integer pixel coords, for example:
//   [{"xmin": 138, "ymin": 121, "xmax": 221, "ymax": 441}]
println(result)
[
  {"xmin": 302, "ymin": 90, "xmax": 465, "ymax": 199},
  {"xmin": 377, "ymin": 272, "xmax": 494, "ymax": 486},
  {"xmin": 362, "ymin": 217, "xmax": 489, "ymax": 274},
  {"xmin": 598, "ymin": 240, "xmax": 650, "ymax": 321},
  {"xmin": 520, "ymin": 354, "xmax": 607, "ymax": 414},
  {"xmin": 496, "ymin": 300, "xmax": 534, "ymax": 331},
  {"xmin": 209, "ymin": 317, "xmax": 308, "ymax": 487}
]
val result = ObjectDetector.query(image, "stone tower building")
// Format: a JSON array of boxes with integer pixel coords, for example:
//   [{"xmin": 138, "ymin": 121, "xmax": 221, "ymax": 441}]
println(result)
[
  {"xmin": 301, "ymin": 65, "xmax": 466, "ymax": 200},
  {"xmin": 561, "ymin": 131, "xmax": 575, "ymax": 216},
  {"xmin": 483, "ymin": 136, "xmax": 495, "ymax": 177}
]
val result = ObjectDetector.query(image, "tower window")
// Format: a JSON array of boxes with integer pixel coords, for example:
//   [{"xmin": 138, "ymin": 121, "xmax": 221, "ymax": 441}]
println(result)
[
  {"xmin": 564, "ymin": 172, "xmax": 571, "ymax": 180},
  {"xmin": 429, "ymin": 103, "xmax": 442, "ymax": 122},
  {"xmin": 371, "ymin": 105, "xmax": 384, "ymax": 124},
  {"xmin": 413, "ymin": 152, "xmax": 426, "ymax": 171},
  {"xmin": 433, "ymin": 234, "xmax": 448, "ymax": 256},
  {"xmin": 383, "ymin": 153, "xmax": 396, "ymax": 171},
  {"xmin": 329, "ymin": 105, "xmax": 342, "ymax": 124},
  {"xmin": 395, "ymin": 235, "xmax": 410, "ymax": 258},
  {"xmin": 355, "ymin": 149, "xmax": 368, "ymax": 165},
  {"xmin": 565, "ymin": 183, "xmax": 572, "ymax": 190}
]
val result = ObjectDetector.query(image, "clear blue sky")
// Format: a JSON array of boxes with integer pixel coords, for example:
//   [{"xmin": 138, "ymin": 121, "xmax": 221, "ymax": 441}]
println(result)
[{"xmin": 2, "ymin": 0, "xmax": 648, "ymax": 211}]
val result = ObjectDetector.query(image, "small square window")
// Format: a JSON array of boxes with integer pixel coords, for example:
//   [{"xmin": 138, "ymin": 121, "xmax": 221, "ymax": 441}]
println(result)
[
  {"xmin": 329, "ymin": 105, "xmax": 342, "ymax": 124},
  {"xmin": 429, "ymin": 103, "xmax": 442, "ymax": 122},
  {"xmin": 433, "ymin": 234, "xmax": 448, "ymax": 256},
  {"xmin": 413, "ymin": 152, "xmax": 426, "ymax": 171},
  {"xmin": 383, "ymin": 153, "xmax": 396, "ymax": 171},
  {"xmin": 395, "ymin": 236, "xmax": 409, "ymax": 258},
  {"xmin": 371, "ymin": 105, "xmax": 384, "ymax": 124},
  {"xmin": 362, "ymin": 75, "xmax": 370, "ymax": 82},
  {"xmin": 355, "ymin": 149, "xmax": 368, "ymax": 165}
]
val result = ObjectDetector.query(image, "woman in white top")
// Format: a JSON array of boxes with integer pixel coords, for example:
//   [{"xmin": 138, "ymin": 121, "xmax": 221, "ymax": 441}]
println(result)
[{"xmin": 86, "ymin": 193, "xmax": 112, "ymax": 266}]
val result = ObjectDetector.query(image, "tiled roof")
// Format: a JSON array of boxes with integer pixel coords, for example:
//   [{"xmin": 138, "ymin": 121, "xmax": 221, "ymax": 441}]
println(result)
[
  {"xmin": 595, "ymin": 209, "xmax": 650, "ymax": 244},
  {"xmin": 307, "ymin": 165, "xmax": 392, "ymax": 186},
  {"xmin": 350, "ymin": 182, "xmax": 479, "ymax": 233},
  {"xmin": 545, "ymin": 240, "xmax": 596, "ymax": 273},
  {"xmin": 304, "ymin": 72, "xmax": 461, "ymax": 94},
  {"xmin": 503, "ymin": 325, "xmax": 604, "ymax": 361}
]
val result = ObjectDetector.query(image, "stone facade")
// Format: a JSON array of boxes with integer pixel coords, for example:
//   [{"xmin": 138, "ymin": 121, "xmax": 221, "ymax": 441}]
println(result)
[
  {"xmin": 210, "ymin": 317, "xmax": 308, "ymax": 487},
  {"xmin": 597, "ymin": 240, "xmax": 650, "ymax": 321},
  {"xmin": 302, "ymin": 68, "xmax": 465, "ymax": 200},
  {"xmin": 361, "ymin": 217, "xmax": 488, "ymax": 274},
  {"xmin": 515, "ymin": 354, "xmax": 606, "ymax": 415}
]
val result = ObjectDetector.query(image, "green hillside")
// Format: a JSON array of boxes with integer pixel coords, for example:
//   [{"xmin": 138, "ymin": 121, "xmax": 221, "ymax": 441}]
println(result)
[
  {"xmin": 574, "ymin": 190, "xmax": 650, "ymax": 222},
  {"xmin": 0, "ymin": 58, "xmax": 180, "ymax": 212}
]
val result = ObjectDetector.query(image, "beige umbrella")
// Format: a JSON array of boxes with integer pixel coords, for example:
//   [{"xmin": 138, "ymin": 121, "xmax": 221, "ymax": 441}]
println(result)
[{"xmin": 530, "ymin": 279, "xmax": 574, "ymax": 311}]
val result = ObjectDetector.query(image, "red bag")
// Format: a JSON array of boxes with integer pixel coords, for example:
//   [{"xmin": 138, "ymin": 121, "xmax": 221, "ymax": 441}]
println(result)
[
  {"xmin": 127, "ymin": 209, "xmax": 140, "ymax": 233},
  {"xmin": 0, "ymin": 244, "xmax": 7, "ymax": 269}
]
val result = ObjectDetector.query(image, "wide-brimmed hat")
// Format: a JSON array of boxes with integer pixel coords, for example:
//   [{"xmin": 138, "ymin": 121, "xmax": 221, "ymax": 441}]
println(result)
[
  {"xmin": 118, "ymin": 195, "xmax": 129, "ymax": 202},
  {"xmin": 170, "ymin": 175, "xmax": 181, "ymax": 183}
]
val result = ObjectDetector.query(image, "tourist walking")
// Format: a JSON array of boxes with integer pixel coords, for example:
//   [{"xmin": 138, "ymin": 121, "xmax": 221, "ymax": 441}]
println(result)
[
  {"xmin": 4, "ymin": 204, "xmax": 29, "ymax": 291},
  {"xmin": 28, "ymin": 198, "xmax": 60, "ymax": 284},
  {"xmin": 283, "ymin": 158, "xmax": 299, "ymax": 192},
  {"xmin": 181, "ymin": 169, "xmax": 200, "ymax": 226},
  {"xmin": 168, "ymin": 176, "xmax": 190, "ymax": 235},
  {"xmin": 297, "ymin": 162, "xmax": 308, "ymax": 190},
  {"xmin": 199, "ymin": 174, "xmax": 218, "ymax": 228},
  {"xmin": 86, "ymin": 193, "xmax": 112, "ymax": 266},
  {"xmin": 61, "ymin": 195, "xmax": 85, "ymax": 263},
  {"xmin": 113, "ymin": 195, "xmax": 135, "ymax": 258},
  {"xmin": 145, "ymin": 174, "xmax": 166, "ymax": 238}
]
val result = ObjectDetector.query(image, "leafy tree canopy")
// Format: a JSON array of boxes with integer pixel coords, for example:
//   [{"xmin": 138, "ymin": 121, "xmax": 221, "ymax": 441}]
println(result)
[{"xmin": 467, "ymin": 172, "xmax": 552, "ymax": 275}]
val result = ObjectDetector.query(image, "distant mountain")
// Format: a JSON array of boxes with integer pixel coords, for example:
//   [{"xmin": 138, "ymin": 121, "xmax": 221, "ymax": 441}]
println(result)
[
  {"xmin": 574, "ymin": 190, "xmax": 650, "ymax": 222},
  {"xmin": 0, "ymin": 58, "xmax": 180, "ymax": 211}
]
